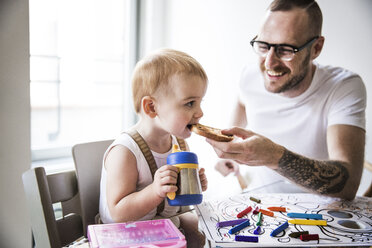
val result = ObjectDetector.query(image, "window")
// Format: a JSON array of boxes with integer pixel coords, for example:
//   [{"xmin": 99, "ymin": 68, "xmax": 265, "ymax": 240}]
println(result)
[{"xmin": 30, "ymin": 0, "xmax": 137, "ymax": 161}]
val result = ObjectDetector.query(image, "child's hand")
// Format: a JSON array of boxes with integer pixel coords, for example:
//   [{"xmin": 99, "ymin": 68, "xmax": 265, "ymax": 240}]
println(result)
[
  {"xmin": 199, "ymin": 167, "xmax": 208, "ymax": 191},
  {"xmin": 153, "ymin": 165, "xmax": 179, "ymax": 198},
  {"xmin": 214, "ymin": 159, "xmax": 240, "ymax": 176}
]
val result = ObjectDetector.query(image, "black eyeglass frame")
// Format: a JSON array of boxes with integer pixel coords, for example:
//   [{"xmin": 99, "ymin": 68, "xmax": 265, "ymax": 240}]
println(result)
[{"xmin": 250, "ymin": 36, "xmax": 319, "ymax": 59}]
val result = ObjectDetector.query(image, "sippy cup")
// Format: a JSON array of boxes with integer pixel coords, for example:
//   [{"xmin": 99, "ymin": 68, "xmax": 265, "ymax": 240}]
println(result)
[{"xmin": 166, "ymin": 145, "xmax": 203, "ymax": 206}]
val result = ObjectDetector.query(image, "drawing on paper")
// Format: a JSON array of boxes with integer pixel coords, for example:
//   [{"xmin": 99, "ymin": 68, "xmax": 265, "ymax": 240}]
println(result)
[{"xmin": 196, "ymin": 193, "xmax": 372, "ymax": 247}]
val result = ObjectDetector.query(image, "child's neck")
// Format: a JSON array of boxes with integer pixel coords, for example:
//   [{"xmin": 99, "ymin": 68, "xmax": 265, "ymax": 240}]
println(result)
[{"xmin": 134, "ymin": 122, "xmax": 172, "ymax": 154}]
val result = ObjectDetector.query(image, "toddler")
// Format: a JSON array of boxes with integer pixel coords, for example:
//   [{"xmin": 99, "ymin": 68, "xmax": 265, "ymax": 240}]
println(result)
[{"xmin": 99, "ymin": 48, "xmax": 208, "ymax": 247}]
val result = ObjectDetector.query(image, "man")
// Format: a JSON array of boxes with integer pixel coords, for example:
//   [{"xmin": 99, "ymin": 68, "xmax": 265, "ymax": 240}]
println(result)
[{"xmin": 208, "ymin": 0, "xmax": 366, "ymax": 200}]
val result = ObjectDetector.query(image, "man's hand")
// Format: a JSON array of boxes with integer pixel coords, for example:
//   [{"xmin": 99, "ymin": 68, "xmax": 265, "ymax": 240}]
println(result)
[
  {"xmin": 207, "ymin": 125, "xmax": 365, "ymax": 200},
  {"xmin": 207, "ymin": 127, "xmax": 285, "ymax": 168}
]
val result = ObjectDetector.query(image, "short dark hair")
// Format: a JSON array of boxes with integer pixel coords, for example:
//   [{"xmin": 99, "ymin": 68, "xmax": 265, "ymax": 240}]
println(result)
[{"xmin": 269, "ymin": 0, "xmax": 322, "ymax": 36}]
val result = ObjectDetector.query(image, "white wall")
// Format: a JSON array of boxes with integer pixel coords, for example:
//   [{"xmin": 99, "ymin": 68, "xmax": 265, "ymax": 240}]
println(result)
[
  {"xmin": 0, "ymin": 0, "xmax": 32, "ymax": 247},
  {"xmin": 144, "ymin": 0, "xmax": 372, "ymax": 198}
]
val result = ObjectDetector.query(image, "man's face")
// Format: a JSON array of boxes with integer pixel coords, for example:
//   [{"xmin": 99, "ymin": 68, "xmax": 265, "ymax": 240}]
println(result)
[{"xmin": 257, "ymin": 9, "xmax": 314, "ymax": 97}]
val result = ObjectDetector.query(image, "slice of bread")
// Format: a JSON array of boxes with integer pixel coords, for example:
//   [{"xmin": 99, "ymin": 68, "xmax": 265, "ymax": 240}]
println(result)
[{"xmin": 190, "ymin": 123, "xmax": 233, "ymax": 142}]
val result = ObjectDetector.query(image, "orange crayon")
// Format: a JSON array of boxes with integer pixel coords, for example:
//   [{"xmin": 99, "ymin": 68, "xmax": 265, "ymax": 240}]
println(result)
[
  {"xmin": 259, "ymin": 209, "xmax": 274, "ymax": 217},
  {"xmin": 268, "ymin": 207, "xmax": 286, "ymax": 212}
]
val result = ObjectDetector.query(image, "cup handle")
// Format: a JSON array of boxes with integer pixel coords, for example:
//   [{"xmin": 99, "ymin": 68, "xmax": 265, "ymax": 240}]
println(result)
[
  {"xmin": 167, "ymin": 192, "xmax": 176, "ymax": 200},
  {"xmin": 166, "ymin": 165, "xmax": 180, "ymax": 200}
]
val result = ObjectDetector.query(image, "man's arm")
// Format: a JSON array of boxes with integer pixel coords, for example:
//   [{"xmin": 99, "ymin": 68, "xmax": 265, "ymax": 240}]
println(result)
[
  {"xmin": 276, "ymin": 124, "xmax": 365, "ymax": 200},
  {"xmin": 207, "ymin": 124, "xmax": 365, "ymax": 200},
  {"xmin": 230, "ymin": 99, "xmax": 247, "ymax": 127}
]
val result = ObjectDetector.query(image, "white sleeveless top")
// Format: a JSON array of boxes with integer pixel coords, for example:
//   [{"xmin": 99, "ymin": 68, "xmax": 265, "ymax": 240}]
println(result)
[{"xmin": 99, "ymin": 133, "xmax": 181, "ymax": 223}]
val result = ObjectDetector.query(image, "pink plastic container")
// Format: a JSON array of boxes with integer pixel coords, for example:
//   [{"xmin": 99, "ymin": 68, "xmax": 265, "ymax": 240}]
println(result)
[{"xmin": 88, "ymin": 219, "xmax": 186, "ymax": 248}]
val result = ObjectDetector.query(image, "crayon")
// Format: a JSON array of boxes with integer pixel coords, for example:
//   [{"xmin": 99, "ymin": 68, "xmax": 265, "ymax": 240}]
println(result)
[
  {"xmin": 253, "ymin": 206, "xmax": 260, "ymax": 214},
  {"xmin": 253, "ymin": 226, "xmax": 261, "ymax": 235},
  {"xmin": 237, "ymin": 206, "xmax": 252, "ymax": 218},
  {"xmin": 235, "ymin": 235, "xmax": 259, "ymax": 242},
  {"xmin": 259, "ymin": 209, "xmax": 274, "ymax": 217},
  {"xmin": 300, "ymin": 234, "xmax": 319, "ymax": 241},
  {"xmin": 287, "ymin": 212, "xmax": 323, "ymax": 220},
  {"xmin": 289, "ymin": 219, "xmax": 327, "ymax": 226},
  {"xmin": 268, "ymin": 207, "xmax": 286, "ymax": 212},
  {"xmin": 228, "ymin": 220, "xmax": 250, "ymax": 234},
  {"xmin": 256, "ymin": 212, "xmax": 263, "ymax": 226},
  {"xmin": 289, "ymin": 231, "xmax": 309, "ymax": 238},
  {"xmin": 250, "ymin": 196, "xmax": 261, "ymax": 203},
  {"xmin": 270, "ymin": 221, "xmax": 289, "ymax": 237},
  {"xmin": 216, "ymin": 219, "xmax": 248, "ymax": 228}
]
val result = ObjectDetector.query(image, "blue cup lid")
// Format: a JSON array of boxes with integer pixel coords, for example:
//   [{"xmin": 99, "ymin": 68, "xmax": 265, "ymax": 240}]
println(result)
[{"xmin": 167, "ymin": 151, "xmax": 198, "ymax": 165}]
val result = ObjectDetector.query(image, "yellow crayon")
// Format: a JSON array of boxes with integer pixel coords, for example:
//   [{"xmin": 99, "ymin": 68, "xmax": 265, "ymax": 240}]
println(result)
[{"xmin": 288, "ymin": 219, "xmax": 327, "ymax": 226}]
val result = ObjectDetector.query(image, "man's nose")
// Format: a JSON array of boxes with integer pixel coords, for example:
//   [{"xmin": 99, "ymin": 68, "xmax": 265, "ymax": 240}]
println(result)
[{"xmin": 264, "ymin": 47, "xmax": 281, "ymax": 69}]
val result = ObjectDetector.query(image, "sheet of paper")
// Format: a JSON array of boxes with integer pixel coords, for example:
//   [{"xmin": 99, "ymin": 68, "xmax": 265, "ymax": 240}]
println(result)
[{"xmin": 196, "ymin": 193, "xmax": 372, "ymax": 247}]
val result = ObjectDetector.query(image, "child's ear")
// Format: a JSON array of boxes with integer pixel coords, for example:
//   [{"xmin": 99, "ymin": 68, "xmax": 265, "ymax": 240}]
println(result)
[{"xmin": 142, "ymin": 96, "xmax": 157, "ymax": 118}]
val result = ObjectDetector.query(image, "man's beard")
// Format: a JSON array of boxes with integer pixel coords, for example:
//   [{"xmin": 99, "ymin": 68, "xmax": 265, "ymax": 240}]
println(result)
[{"xmin": 263, "ymin": 52, "xmax": 311, "ymax": 94}]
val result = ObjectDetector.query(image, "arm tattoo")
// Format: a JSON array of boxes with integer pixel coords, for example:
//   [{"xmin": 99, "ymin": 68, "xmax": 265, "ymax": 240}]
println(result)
[{"xmin": 277, "ymin": 149, "xmax": 349, "ymax": 194}]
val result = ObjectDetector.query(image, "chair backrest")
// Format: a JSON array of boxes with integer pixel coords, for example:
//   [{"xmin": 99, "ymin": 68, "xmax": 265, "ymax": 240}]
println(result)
[
  {"xmin": 22, "ymin": 167, "xmax": 83, "ymax": 248},
  {"xmin": 363, "ymin": 160, "xmax": 372, "ymax": 197},
  {"xmin": 72, "ymin": 139, "xmax": 113, "ymax": 236}
]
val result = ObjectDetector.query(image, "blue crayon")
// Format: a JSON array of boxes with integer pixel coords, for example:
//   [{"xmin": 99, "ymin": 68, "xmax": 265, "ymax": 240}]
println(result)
[
  {"xmin": 270, "ymin": 221, "xmax": 289, "ymax": 237},
  {"xmin": 216, "ymin": 219, "xmax": 248, "ymax": 228},
  {"xmin": 235, "ymin": 235, "xmax": 258, "ymax": 242},
  {"xmin": 228, "ymin": 220, "xmax": 250, "ymax": 234},
  {"xmin": 254, "ymin": 226, "xmax": 261, "ymax": 235},
  {"xmin": 287, "ymin": 212, "xmax": 323, "ymax": 220}
]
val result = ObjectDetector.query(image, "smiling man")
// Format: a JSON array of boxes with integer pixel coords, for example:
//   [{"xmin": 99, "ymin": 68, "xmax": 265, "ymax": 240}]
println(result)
[{"xmin": 210, "ymin": 0, "xmax": 366, "ymax": 200}]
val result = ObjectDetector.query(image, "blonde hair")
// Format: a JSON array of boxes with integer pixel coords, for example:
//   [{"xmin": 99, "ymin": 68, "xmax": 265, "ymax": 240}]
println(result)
[{"xmin": 131, "ymin": 48, "xmax": 208, "ymax": 113}]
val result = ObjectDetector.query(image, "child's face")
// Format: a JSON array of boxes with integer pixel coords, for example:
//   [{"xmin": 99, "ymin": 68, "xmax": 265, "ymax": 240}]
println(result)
[{"xmin": 154, "ymin": 73, "xmax": 207, "ymax": 139}]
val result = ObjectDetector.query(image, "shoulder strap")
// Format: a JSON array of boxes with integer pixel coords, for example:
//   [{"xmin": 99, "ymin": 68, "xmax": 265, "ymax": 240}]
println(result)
[
  {"xmin": 125, "ymin": 129, "xmax": 165, "ymax": 215},
  {"xmin": 176, "ymin": 137, "xmax": 186, "ymax": 151}
]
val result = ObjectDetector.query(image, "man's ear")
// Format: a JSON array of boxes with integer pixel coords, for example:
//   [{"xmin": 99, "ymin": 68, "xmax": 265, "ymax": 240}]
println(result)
[
  {"xmin": 142, "ymin": 96, "xmax": 157, "ymax": 118},
  {"xmin": 311, "ymin": 36, "xmax": 324, "ymax": 60}
]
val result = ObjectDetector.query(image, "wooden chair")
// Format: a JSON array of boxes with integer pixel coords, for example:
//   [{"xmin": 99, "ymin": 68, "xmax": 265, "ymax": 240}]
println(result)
[
  {"xmin": 22, "ymin": 167, "xmax": 83, "ymax": 248},
  {"xmin": 363, "ymin": 160, "xmax": 372, "ymax": 197},
  {"xmin": 72, "ymin": 139, "xmax": 113, "ymax": 237}
]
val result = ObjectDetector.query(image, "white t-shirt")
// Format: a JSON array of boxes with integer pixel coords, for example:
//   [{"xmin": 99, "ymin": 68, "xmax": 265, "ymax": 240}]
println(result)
[
  {"xmin": 99, "ymin": 133, "xmax": 181, "ymax": 224},
  {"xmin": 238, "ymin": 62, "xmax": 366, "ymax": 192}
]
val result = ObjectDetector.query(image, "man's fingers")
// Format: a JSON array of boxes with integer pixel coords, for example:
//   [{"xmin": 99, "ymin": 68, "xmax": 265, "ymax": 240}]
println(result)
[
  {"xmin": 211, "ymin": 146, "xmax": 250, "ymax": 165},
  {"xmin": 207, "ymin": 138, "xmax": 248, "ymax": 154},
  {"xmin": 221, "ymin": 127, "xmax": 255, "ymax": 139}
]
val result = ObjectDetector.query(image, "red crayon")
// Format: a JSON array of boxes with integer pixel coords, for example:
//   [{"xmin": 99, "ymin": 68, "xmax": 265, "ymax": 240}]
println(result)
[
  {"xmin": 300, "ymin": 234, "xmax": 319, "ymax": 241},
  {"xmin": 237, "ymin": 206, "xmax": 252, "ymax": 218},
  {"xmin": 259, "ymin": 209, "xmax": 274, "ymax": 217}
]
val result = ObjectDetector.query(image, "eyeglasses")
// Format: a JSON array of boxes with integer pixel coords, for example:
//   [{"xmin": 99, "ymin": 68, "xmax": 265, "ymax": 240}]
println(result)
[{"xmin": 250, "ymin": 36, "xmax": 319, "ymax": 61}]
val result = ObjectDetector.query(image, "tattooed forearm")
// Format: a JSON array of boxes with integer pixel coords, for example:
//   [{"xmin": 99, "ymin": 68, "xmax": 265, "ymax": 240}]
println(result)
[{"xmin": 276, "ymin": 149, "xmax": 349, "ymax": 194}]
